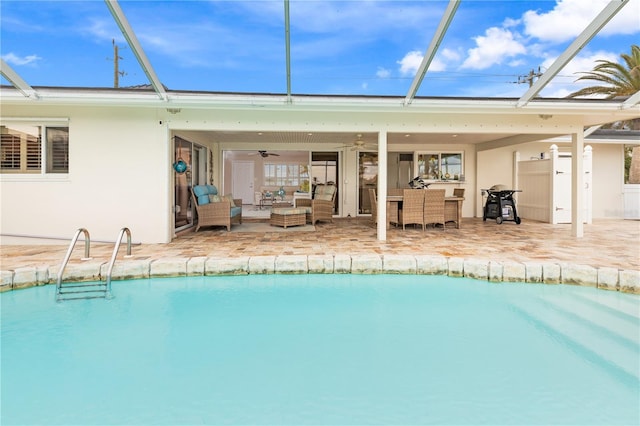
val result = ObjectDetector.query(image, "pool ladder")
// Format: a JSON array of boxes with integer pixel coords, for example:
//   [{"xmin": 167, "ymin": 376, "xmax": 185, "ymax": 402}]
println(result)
[{"xmin": 55, "ymin": 227, "xmax": 132, "ymax": 302}]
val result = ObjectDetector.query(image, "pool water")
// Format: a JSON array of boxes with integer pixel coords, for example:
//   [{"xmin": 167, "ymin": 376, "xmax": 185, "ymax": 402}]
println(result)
[{"xmin": 2, "ymin": 274, "xmax": 639, "ymax": 425}]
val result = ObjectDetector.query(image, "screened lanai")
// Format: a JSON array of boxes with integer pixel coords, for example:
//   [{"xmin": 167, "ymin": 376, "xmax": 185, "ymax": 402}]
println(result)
[{"xmin": 2, "ymin": 0, "xmax": 639, "ymax": 101}]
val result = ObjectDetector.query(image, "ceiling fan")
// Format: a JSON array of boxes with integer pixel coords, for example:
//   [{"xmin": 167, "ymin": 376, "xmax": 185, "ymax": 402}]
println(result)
[
  {"xmin": 337, "ymin": 134, "xmax": 377, "ymax": 151},
  {"xmin": 250, "ymin": 150, "xmax": 280, "ymax": 158}
]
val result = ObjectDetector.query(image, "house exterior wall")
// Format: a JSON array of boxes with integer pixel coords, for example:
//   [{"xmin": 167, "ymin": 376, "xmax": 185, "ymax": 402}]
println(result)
[
  {"xmin": 2, "ymin": 97, "xmax": 629, "ymax": 244},
  {"xmin": 477, "ymin": 148, "xmax": 516, "ymax": 217},
  {"xmin": 591, "ymin": 144, "xmax": 625, "ymax": 218},
  {"xmin": 1, "ymin": 105, "xmax": 171, "ymax": 244}
]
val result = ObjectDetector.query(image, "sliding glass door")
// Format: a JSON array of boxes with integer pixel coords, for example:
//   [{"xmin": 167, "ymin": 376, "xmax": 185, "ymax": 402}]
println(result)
[
  {"xmin": 358, "ymin": 152, "xmax": 378, "ymax": 215},
  {"xmin": 311, "ymin": 152, "xmax": 339, "ymax": 215},
  {"xmin": 358, "ymin": 152, "xmax": 413, "ymax": 215},
  {"xmin": 174, "ymin": 136, "xmax": 207, "ymax": 232}
]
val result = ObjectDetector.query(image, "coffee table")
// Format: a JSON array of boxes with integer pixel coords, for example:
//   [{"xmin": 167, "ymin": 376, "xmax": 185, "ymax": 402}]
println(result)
[
  {"xmin": 272, "ymin": 201, "xmax": 293, "ymax": 208},
  {"xmin": 270, "ymin": 207, "xmax": 306, "ymax": 228}
]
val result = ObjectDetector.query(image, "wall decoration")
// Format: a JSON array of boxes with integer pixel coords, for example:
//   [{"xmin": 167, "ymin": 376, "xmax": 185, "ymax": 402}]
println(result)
[{"xmin": 173, "ymin": 138, "xmax": 187, "ymax": 174}]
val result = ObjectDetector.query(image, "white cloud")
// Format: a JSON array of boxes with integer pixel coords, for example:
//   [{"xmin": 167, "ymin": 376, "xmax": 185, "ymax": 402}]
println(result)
[
  {"xmin": 441, "ymin": 48, "xmax": 461, "ymax": 62},
  {"xmin": 539, "ymin": 50, "xmax": 621, "ymax": 97},
  {"xmin": 397, "ymin": 50, "xmax": 423, "ymax": 76},
  {"xmin": 82, "ymin": 18, "xmax": 120, "ymax": 43},
  {"xmin": 428, "ymin": 48, "xmax": 461, "ymax": 72},
  {"xmin": 601, "ymin": 0, "xmax": 640, "ymax": 36},
  {"xmin": 288, "ymin": 1, "xmax": 442, "ymax": 35},
  {"xmin": 429, "ymin": 58, "xmax": 447, "ymax": 72},
  {"xmin": 546, "ymin": 50, "xmax": 619, "ymax": 78},
  {"xmin": 503, "ymin": 17, "xmax": 520, "ymax": 28},
  {"xmin": 542, "ymin": 87, "xmax": 574, "ymax": 98},
  {"xmin": 396, "ymin": 48, "xmax": 459, "ymax": 75},
  {"xmin": 376, "ymin": 67, "xmax": 391, "ymax": 78},
  {"xmin": 2, "ymin": 52, "xmax": 41, "ymax": 66},
  {"xmin": 462, "ymin": 27, "xmax": 526, "ymax": 70},
  {"xmin": 523, "ymin": 0, "xmax": 639, "ymax": 43}
]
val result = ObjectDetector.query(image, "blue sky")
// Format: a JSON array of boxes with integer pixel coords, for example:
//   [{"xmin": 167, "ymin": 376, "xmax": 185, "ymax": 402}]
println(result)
[{"xmin": 1, "ymin": 0, "xmax": 638, "ymax": 98}]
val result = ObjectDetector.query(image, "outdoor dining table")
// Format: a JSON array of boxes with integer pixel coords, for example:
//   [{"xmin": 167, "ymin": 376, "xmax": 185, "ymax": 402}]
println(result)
[{"xmin": 385, "ymin": 195, "xmax": 464, "ymax": 229}]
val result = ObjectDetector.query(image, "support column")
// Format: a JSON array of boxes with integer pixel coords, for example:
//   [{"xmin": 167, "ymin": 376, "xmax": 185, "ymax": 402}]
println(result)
[
  {"xmin": 377, "ymin": 131, "xmax": 388, "ymax": 241},
  {"xmin": 571, "ymin": 131, "xmax": 584, "ymax": 237}
]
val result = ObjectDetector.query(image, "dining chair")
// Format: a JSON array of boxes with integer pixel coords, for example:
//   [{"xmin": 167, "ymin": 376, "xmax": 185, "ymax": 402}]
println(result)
[
  {"xmin": 368, "ymin": 188, "xmax": 377, "ymax": 224},
  {"xmin": 453, "ymin": 188, "xmax": 465, "ymax": 198},
  {"xmin": 424, "ymin": 188, "xmax": 446, "ymax": 230},
  {"xmin": 399, "ymin": 189, "xmax": 425, "ymax": 230}
]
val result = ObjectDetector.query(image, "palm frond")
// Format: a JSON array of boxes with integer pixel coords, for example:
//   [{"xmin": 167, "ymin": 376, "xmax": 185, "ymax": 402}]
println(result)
[{"xmin": 567, "ymin": 45, "xmax": 640, "ymax": 98}]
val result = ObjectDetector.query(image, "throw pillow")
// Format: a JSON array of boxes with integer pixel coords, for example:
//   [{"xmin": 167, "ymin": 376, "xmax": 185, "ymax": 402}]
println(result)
[
  {"xmin": 193, "ymin": 185, "xmax": 211, "ymax": 205},
  {"xmin": 193, "ymin": 185, "xmax": 208, "ymax": 197},
  {"xmin": 224, "ymin": 194, "xmax": 237, "ymax": 207}
]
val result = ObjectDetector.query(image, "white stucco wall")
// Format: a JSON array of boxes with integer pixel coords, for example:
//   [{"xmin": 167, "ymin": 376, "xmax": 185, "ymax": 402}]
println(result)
[
  {"xmin": 476, "ymin": 148, "xmax": 516, "ymax": 217},
  {"xmin": 591, "ymin": 144, "xmax": 625, "ymax": 218},
  {"xmin": 1, "ymin": 105, "xmax": 171, "ymax": 244}
]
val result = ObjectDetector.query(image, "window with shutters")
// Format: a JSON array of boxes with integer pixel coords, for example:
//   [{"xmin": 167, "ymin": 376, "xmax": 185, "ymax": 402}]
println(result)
[
  {"xmin": 46, "ymin": 127, "xmax": 69, "ymax": 173},
  {"xmin": 0, "ymin": 123, "xmax": 68, "ymax": 174}
]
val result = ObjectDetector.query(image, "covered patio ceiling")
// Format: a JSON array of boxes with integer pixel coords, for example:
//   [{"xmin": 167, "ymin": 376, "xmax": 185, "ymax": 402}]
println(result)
[{"xmin": 187, "ymin": 130, "xmax": 508, "ymax": 147}]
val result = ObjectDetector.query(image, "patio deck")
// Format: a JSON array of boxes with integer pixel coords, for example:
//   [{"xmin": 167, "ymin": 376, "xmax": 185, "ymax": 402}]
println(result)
[{"xmin": 1, "ymin": 217, "xmax": 639, "ymax": 293}]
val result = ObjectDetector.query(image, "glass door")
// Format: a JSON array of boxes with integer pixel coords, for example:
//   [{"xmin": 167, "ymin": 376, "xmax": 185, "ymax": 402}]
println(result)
[
  {"xmin": 358, "ymin": 152, "xmax": 378, "ymax": 215},
  {"xmin": 311, "ymin": 152, "xmax": 339, "ymax": 214},
  {"xmin": 174, "ymin": 137, "xmax": 207, "ymax": 232}
]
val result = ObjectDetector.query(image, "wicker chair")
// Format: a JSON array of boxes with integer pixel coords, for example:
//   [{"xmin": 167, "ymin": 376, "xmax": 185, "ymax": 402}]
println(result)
[
  {"xmin": 386, "ymin": 188, "xmax": 401, "ymax": 226},
  {"xmin": 368, "ymin": 188, "xmax": 377, "ymax": 224},
  {"xmin": 190, "ymin": 186, "xmax": 242, "ymax": 232},
  {"xmin": 295, "ymin": 183, "xmax": 336, "ymax": 225},
  {"xmin": 453, "ymin": 188, "xmax": 465, "ymax": 198},
  {"xmin": 399, "ymin": 189, "xmax": 425, "ymax": 230},
  {"xmin": 424, "ymin": 188, "xmax": 446, "ymax": 230}
]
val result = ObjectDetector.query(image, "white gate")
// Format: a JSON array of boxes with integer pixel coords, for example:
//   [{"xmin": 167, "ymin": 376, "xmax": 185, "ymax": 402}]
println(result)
[
  {"xmin": 551, "ymin": 145, "xmax": 592, "ymax": 224},
  {"xmin": 515, "ymin": 155, "xmax": 551, "ymax": 222},
  {"xmin": 623, "ymin": 184, "xmax": 640, "ymax": 219}
]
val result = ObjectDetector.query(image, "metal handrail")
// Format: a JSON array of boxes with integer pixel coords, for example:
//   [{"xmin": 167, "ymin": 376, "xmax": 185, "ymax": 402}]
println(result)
[
  {"xmin": 55, "ymin": 228, "xmax": 92, "ymax": 301},
  {"xmin": 105, "ymin": 227, "xmax": 133, "ymax": 298}
]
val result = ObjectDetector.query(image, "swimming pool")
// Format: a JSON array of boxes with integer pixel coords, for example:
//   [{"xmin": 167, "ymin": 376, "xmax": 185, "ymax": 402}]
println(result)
[{"xmin": 2, "ymin": 274, "xmax": 639, "ymax": 425}]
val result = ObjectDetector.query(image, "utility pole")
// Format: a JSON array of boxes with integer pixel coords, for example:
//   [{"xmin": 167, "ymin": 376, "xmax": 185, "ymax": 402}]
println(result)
[
  {"xmin": 518, "ymin": 67, "xmax": 543, "ymax": 87},
  {"xmin": 111, "ymin": 39, "xmax": 126, "ymax": 88}
]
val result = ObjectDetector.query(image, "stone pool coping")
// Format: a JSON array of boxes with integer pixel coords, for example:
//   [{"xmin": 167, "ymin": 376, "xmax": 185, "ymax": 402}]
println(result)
[{"xmin": 2, "ymin": 254, "xmax": 639, "ymax": 294}]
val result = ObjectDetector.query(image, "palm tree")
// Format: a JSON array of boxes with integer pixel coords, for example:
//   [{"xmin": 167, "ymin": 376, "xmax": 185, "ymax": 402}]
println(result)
[
  {"xmin": 567, "ymin": 44, "xmax": 640, "ymax": 99},
  {"xmin": 568, "ymin": 45, "xmax": 640, "ymax": 183}
]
